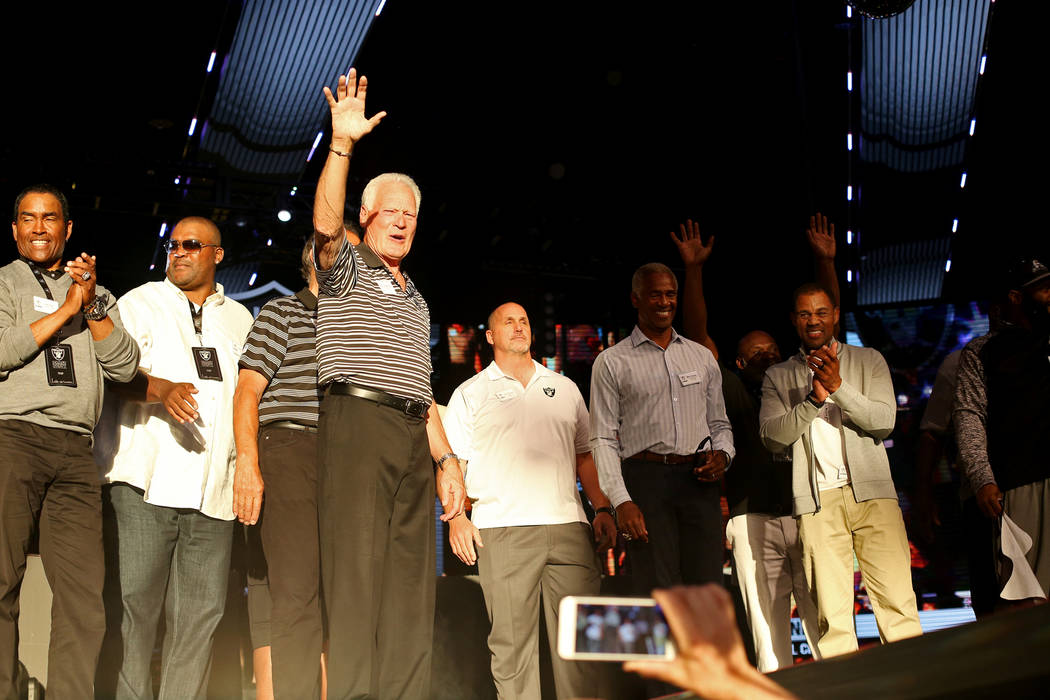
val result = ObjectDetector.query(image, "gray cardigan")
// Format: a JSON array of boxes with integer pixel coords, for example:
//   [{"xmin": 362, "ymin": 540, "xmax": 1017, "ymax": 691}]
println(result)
[
  {"xmin": 0, "ymin": 260, "xmax": 139, "ymax": 434},
  {"xmin": 758, "ymin": 342, "xmax": 897, "ymax": 516}
]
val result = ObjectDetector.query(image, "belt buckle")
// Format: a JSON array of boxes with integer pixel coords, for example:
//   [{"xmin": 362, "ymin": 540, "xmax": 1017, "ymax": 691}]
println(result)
[{"xmin": 405, "ymin": 400, "xmax": 427, "ymax": 418}]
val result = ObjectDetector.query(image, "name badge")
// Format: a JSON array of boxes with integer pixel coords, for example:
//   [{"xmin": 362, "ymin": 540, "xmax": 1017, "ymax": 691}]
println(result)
[
  {"xmin": 678, "ymin": 371, "xmax": 700, "ymax": 386},
  {"xmin": 44, "ymin": 343, "xmax": 77, "ymax": 387},
  {"xmin": 192, "ymin": 346, "xmax": 223, "ymax": 381},
  {"xmin": 376, "ymin": 279, "xmax": 399, "ymax": 295},
  {"xmin": 34, "ymin": 296, "xmax": 59, "ymax": 314}
]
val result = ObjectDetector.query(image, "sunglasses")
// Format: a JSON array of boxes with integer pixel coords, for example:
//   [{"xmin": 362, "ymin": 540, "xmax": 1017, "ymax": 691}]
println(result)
[{"xmin": 165, "ymin": 239, "xmax": 221, "ymax": 253}]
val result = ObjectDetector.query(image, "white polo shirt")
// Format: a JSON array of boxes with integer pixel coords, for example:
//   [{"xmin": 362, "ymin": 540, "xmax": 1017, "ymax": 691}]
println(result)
[
  {"xmin": 95, "ymin": 279, "xmax": 254, "ymax": 520},
  {"xmin": 443, "ymin": 360, "xmax": 590, "ymax": 530}
]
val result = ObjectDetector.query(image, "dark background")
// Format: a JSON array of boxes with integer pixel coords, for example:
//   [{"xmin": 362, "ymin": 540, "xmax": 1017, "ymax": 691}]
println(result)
[{"xmin": 2, "ymin": 1, "xmax": 1045, "ymax": 360}]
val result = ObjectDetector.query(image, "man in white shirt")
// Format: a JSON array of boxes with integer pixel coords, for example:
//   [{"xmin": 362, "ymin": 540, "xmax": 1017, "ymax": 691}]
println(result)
[
  {"xmin": 96, "ymin": 217, "xmax": 254, "ymax": 698},
  {"xmin": 444, "ymin": 302, "xmax": 616, "ymax": 700}
]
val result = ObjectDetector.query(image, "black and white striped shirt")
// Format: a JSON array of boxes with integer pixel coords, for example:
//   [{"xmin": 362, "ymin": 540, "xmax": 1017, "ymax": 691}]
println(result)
[
  {"xmin": 315, "ymin": 239, "xmax": 432, "ymax": 403},
  {"xmin": 239, "ymin": 288, "xmax": 322, "ymax": 427}
]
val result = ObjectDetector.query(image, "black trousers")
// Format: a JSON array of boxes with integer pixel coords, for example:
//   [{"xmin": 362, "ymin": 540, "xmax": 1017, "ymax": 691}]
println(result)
[
  {"xmin": 318, "ymin": 392, "xmax": 435, "ymax": 700},
  {"xmin": 252, "ymin": 425, "xmax": 324, "ymax": 699},
  {"xmin": 0, "ymin": 420, "xmax": 105, "ymax": 700},
  {"xmin": 622, "ymin": 459, "xmax": 724, "ymax": 595}
]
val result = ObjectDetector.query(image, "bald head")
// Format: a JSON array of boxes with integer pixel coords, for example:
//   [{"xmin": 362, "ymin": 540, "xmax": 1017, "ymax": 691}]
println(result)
[
  {"xmin": 735, "ymin": 329, "xmax": 781, "ymax": 385},
  {"xmin": 486, "ymin": 302, "xmax": 532, "ymax": 358},
  {"xmin": 736, "ymin": 330, "xmax": 776, "ymax": 361},
  {"xmin": 173, "ymin": 216, "xmax": 221, "ymax": 246}
]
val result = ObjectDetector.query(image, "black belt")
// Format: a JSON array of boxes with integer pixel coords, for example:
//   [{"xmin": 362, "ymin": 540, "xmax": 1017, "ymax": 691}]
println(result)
[
  {"xmin": 329, "ymin": 382, "xmax": 429, "ymax": 418},
  {"xmin": 628, "ymin": 450, "xmax": 696, "ymax": 465},
  {"xmin": 263, "ymin": 420, "xmax": 317, "ymax": 434}
]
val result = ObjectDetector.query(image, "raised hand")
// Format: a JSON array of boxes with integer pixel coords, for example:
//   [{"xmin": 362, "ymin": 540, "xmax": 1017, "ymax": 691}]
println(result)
[
  {"xmin": 806, "ymin": 212, "xmax": 836, "ymax": 260},
  {"xmin": 670, "ymin": 219, "xmax": 714, "ymax": 267},
  {"xmin": 323, "ymin": 68, "xmax": 388, "ymax": 147}
]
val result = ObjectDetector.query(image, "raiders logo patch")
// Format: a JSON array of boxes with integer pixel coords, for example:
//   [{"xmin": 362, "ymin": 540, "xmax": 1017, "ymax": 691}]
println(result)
[{"xmin": 543, "ymin": 387, "xmax": 555, "ymax": 397}]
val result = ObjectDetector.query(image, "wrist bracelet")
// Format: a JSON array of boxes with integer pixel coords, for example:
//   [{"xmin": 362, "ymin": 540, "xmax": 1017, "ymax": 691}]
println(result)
[
  {"xmin": 437, "ymin": 452, "xmax": 458, "ymax": 471},
  {"xmin": 329, "ymin": 145, "xmax": 352, "ymax": 158},
  {"xmin": 806, "ymin": 392, "xmax": 825, "ymax": 408},
  {"xmin": 595, "ymin": 506, "xmax": 615, "ymax": 519}
]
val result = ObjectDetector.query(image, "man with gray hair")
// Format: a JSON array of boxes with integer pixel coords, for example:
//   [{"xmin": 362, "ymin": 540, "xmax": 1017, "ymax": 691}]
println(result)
[
  {"xmin": 312, "ymin": 68, "xmax": 465, "ymax": 699},
  {"xmin": 590, "ymin": 261, "xmax": 734, "ymax": 598}
]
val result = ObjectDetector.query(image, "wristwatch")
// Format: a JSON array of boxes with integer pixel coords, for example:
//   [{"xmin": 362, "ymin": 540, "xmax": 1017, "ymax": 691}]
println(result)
[
  {"xmin": 595, "ymin": 506, "xmax": 615, "ymax": 519},
  {"xmin": 82, "ymin": 292, "xmax": 110, "ymax": 321}
]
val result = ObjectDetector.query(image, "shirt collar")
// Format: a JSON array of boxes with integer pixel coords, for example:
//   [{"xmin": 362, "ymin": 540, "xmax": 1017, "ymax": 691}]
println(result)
[
  {"xmin": 483, "ymin": 359, "xmax": 550, "ymax": 386},
  {"xmin": 19, "ymin": 256, "xmax": 65, "ymax": 280},
  {"xmin": 629, "ymin": 325, "xmax": 682, "ymax": 348},
  {"xmin": 354, "ymin": 242, "xmax": 386, "ymax": 269},
  {"xmin": 163, "ymin": 277, "xmax": 225, "ymax": 306},
  {"xmin": 295, "ymin": 287, "xmax": 318, "ymax": 310}
]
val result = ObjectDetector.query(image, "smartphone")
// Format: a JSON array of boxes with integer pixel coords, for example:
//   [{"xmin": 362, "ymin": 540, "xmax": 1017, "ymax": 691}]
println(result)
[{"xmin": 557, "ymin": 595, "xmax": 675, "ymax": 661}]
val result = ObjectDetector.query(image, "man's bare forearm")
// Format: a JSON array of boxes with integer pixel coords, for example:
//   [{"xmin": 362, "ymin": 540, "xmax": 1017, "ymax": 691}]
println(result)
[
  {"xmin": 233, "ymin": 383, "xmax": 263, "ymax": 466},
  {"xmin": 682, "ymin": 263, "xmax": 718, "ymax": 358},
  {"xmin": 576, "ymin": 452, "xmax": 612, "ymax": 510},
  {"xmin": 313, "ymin": 138, "xmax": 353, "ymax": 270}
]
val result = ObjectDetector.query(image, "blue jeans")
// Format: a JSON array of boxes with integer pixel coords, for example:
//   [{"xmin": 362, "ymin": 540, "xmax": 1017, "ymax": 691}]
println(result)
[{"xmin": 105, "ymin": 483, "xmax": 233, "ymax": 700}]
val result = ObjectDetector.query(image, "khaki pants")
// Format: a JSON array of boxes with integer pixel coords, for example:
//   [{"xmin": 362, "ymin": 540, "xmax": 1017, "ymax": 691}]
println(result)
[
  {"xmin": 726, "ymin": 513, "xmax": 820, "ymax": 671},
  {"xmin": 477, "ymin": 522, "xmax": 600, "ymax": 700},
  {"xmin": 798, "ymin": 486, "xmax": 922, "ymax": 657}
]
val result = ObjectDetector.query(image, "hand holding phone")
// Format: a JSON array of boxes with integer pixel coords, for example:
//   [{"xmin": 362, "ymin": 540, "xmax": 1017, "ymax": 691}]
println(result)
[{"xmin": 557, "ymin": 596, "xmax": 675, "ymax": 662}]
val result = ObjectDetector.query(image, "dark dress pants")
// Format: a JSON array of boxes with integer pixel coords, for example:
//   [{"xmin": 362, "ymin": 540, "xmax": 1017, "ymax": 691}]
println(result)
[
  {"xmin": 319, "ymin": 392, "xmax": 435, "ymax": 700},
  {"xmin": 0, "ymin": 420, "xmax": 105, "ymax": 700},
  {"xmin": 622, "ymin": 459, "xmax": 724, "ymax": 595},
  {"xmin": 256, "ymin": 425, "xmax": 323, "ymax": 699}
]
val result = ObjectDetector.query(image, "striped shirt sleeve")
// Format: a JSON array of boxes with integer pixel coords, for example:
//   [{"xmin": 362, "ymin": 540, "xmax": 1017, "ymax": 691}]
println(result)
[
  {"xmin": 239, "ymin": 300, "xmax": 289, "ymax": 381},
  {"xmin": 315, "ymin": 236, "xmax": 357, "ymax": 298}
]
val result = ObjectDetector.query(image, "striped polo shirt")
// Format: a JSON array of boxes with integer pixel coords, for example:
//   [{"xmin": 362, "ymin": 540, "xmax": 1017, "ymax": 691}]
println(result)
[
  {"xmin": 314, "ymin": 239, "xmax": 432, "ymax": 404},
  {"xmin": 238, "ymin": 288, "xmax": 322, "ymax": 427}
]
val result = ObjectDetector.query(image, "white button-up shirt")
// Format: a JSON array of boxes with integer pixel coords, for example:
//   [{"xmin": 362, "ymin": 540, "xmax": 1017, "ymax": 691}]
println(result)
[{"xmin": 95, "ymin": 279, "xmax": 253, "ymax": 520}]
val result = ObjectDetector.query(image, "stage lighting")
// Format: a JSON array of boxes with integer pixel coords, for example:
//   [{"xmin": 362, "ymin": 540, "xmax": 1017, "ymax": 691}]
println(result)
[{"xmin": 277, "ymin": 209, "xmax": 292, "ymax": 222}]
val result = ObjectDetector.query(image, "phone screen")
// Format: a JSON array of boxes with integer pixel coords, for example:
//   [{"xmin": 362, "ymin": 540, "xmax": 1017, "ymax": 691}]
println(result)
[{"xmin": 563, "ymin": 599, "xmax": 674, "ymax": 660}]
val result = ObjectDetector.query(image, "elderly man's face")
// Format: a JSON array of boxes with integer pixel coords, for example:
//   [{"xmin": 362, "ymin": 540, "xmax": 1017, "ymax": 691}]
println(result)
[
  {"xmin": 12, "ymin": 192, "xmax": 72, "ymax": 270},
  {"xmin": 361, "ymin": 182, "xmax": 417, "ymax": 265}
]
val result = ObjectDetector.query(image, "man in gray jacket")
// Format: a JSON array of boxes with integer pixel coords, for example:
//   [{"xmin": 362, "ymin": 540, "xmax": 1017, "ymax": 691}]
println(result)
[
  {"xmin": 759, "ymin": 283, "xmax": 921, "ymax": 658},
  {"xmin": 0, "ymin": 184, "xmax": 139, "ymax": 698}
]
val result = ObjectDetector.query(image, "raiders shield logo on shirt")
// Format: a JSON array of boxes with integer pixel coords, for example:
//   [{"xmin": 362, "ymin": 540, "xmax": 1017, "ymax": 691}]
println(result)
[{"xmin": 543, "ymin": 386, "xmax": 555, "ymax": 397}]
